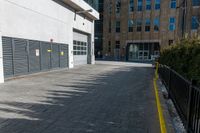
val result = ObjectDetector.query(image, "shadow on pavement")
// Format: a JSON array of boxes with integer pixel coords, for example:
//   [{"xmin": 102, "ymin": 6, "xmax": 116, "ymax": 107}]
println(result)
[{"xmin": 0, "ymin": 65, "xmax": 158, "ymax": 133}]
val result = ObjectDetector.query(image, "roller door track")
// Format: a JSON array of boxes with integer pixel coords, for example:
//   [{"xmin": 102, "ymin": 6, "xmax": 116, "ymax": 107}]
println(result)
[{"xmin": 2, "ymin": 37, "xmax": 69, "ymax": 79}]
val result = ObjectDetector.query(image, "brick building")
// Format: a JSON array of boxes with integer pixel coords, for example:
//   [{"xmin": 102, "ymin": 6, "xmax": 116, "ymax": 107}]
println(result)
[
  {"xmin": 102, "ymin": 0, "xmax": 200, "ymax": 61},
  {"xmin": 178, "ymin": 0, "xmax": 200, "ymax": 38}
]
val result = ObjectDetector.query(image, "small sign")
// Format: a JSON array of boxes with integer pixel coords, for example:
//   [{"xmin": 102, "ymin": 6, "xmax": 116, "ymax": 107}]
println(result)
[
  {"xmin": 60, "ymin": 51, "xmax": 64, "ymax": 56},
  {"xmin": 47, "ymin": 49, "xmax": 52, "ymax": 52},
  {"xmin": 36, "ymin": 49, "xmax": 40, "ymax": 56}
]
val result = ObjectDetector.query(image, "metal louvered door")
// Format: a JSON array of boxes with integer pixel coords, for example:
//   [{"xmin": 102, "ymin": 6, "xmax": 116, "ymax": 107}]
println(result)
[
  {"xmin": 2, "ymin": 37, "xmax": 14, "ymax": 78},
  {"xmin": 13, "ymin": 38, "xmax": 28, "ymax": 76},
  {"xmin": 51, "ymin": 44, "xmax": 59, "ymax": 69},
  {"xmin": 29, "ymin": 40, "xmax": 40, "ymax": 73},
  {"xmin": 60, "ymin": 44, "xmax": 68, "ymax": 68},
  {"xmin": 41, "ymin": 42, "xmax": 51, "ymax": 71}
]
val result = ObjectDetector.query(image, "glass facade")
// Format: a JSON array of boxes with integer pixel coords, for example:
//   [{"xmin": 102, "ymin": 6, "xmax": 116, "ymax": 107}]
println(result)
[
  {"xmin": 137, "ymin": 0, "xmax": 143, "ymax": 11},
  {"xmin": 84, "ymin": 0, "xmax": 104, "ymax": 58},
  {"xmin": 192, "ymin": 0, "xmax": 200, "ymax": 6},
  {"xmin": 170, "ymin": 0, "xmax": 176, "ymax": 8},
  {"xmin": 145, "ymin": 18, "xmax": 151, "ymax": 32},
  {"xmin": 155, "ymin": 0, "xmax": 160, "ymax": 10},
  {"xmin": 146, "ymin": 0, "xmax": 151, "ymax": 10},
  {"xmin": 191, "ymin": 16, "xmax": 199, "ymax": 30},
  {"xmin": 169, "ymin": 17, "xmax": 176, "ymax": 31},
  {"xmin": 129, "ymin": 0, "xmax": 134, "ymax": 12},
  {"xmin": 154, "ymin": 18, "xmax": 160, "ymax": 31}
]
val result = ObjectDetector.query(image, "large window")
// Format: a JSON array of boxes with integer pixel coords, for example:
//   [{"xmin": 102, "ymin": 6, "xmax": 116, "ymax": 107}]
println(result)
[
  {"xmin": 192, "ymin": 0, "xmax": 200, "ymax": 6},
  {"xmin": 145, "ymin": 18, "xmax": 151, "ymax": 32},
  {"xmin": 170, "ymin": 0, "xmax": 176, "ymax": 8},
  {"xmin": 136, "ymin": 19, "xmax": 142, "ymax": 32},
  {"xmin": 108, "ymin": 41, "xmax": 111, "ymax": 52},
  {"xmin": 146, "ymin": 0, "xmax": 151, "ymax": 10},
  {"xmin": 129, "ymin": 0, "xmax": 134, "ymax": 12},
  {"xmin": 155, "ymin": 0, "xmax": 160, "ymax": 10},
  {"xmin": 169, "ymin": 17, "xmax": 176, "ymax": 31},
  {"xmin": 116, "ymin": 0, "xmax": 121, "ymax": 14},
  {"xmin": 116, "ymin": 21, "xmax": 121, "ymax": 32},
  {"xmin": 154, "ymin": 18, "xmax": 160, "ymax": 31},
  {"xmin": 116, "ymin": 41, "xmax": 120, "ymax": 49},
  {"xmin": 137, "ymin": 0, "xmax": 143, "ymax": 11},
  {"xmin": 191, "ymin": 16, "xmax": 199, "ymax": 30},
  {"xmin": 73, "ymin": 40, "xmax": 87, "ymax": 55},
  {"xmin": 109, "ymin": 20, "xmax": 111, "ymax": 33},
  {"xmin": 128, "ymin": 19, "xmax": 134, "ymax": 32}
]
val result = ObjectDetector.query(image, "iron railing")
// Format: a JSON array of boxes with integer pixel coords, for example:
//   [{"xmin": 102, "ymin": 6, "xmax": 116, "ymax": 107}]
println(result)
[{"xmin": 158, "ymin": 64, "xmax": 200, "ymax": 133}]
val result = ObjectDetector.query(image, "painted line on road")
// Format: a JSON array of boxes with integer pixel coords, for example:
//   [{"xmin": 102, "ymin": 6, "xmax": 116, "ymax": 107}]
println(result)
[{"xmin": 154, "ymin": 62, "xmax": 167, "ymax": 133}]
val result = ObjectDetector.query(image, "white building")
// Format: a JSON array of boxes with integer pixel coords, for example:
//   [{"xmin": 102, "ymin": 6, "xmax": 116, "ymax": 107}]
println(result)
[{"xmin": 0, "ymin": 0, "xmax": 99, "ymax": 83}]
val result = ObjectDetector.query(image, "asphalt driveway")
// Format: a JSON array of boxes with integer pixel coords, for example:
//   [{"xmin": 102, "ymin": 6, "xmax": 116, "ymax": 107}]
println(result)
[{"xmin": 0, "ymin": 61, "xmax": 160, "ymax": 133}]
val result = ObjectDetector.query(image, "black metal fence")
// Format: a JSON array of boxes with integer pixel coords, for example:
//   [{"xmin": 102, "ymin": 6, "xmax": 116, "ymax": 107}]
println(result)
[{"xmin": 158, "ymin": 64, "xmax": 200, "ymax": 133}]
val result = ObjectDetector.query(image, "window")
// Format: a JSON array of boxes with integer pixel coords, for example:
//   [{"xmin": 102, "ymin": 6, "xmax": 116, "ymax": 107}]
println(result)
[
  {"xmin": 145, "ymin": 18, "xmax": 151, "ymax": 32},
  {"xmin": 73, "ymin": 40, "xmax": 87, "ymax": 55},
  {"xmin": 136, "ymin": 19, "xmax": 142, "ymax": 32},
  {"xmin": 116, "ymin": 21, "xmax": 121, "ymax": 32},
  {"xmin": 129, "ymin": 0, "xmax": 134, "ymax": 12},
  {"xmin": 192, "ymin": 0, "xmax": 200, "ymax": 6},
  {"xmin": 191, "ymin": 16, "xmax": 199, "ymax": 30},
  {"xmin": 116, "ymin": 41, "xmax": 120, "ymax": 49},
  {"xmin": 116, "ymin": 0, "xmax": 121, "ymax": 14},
  {"xmin": 128, "ymin": 19, "xmax": 134, "ymax": 32},
  {"xmin": 137, "ymin": 0, "xmax": 143, "ymax": 11},
  {"xmin": 146, "ymin": 0, "xmax": 151, "ymax": 10},
  {"xmin": 169, "ymin": 17, "xmax": 176, "ymax": 31},
  {"xmin": 108, "ymin": 41, "xmax": 111, "ymax": 52},
  {"xmin": 109, "ymin": 20, "xmax": 111, "ymax": 33},
  {"xmin": 168, "ymin": 40, "xmax": 174, "ymax": 46},
  {"xmin": 155, "ymin": 0, "xmax": 160, "ymax": 10},
  {"xmin": 170, "ymin": 0, "xmax": 176, "ymax": 8},
  {"xmin": 154, "ymin": 18, "xmax": 160, "ymax": 31}
]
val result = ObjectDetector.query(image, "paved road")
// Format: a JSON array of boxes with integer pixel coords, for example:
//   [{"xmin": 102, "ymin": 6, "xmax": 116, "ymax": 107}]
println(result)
[{"xmin": 0, "ymin": 61, "xmax": 160, "ymax": 133}]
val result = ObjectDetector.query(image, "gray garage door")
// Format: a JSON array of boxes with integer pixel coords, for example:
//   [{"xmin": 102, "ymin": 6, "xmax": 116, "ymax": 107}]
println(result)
[
  {"xmin": 29, "ymin": 40, "xmax": 40, "ymax": 73},
  {"xmin": 51, "ymin": 44, "xmax": 60, "ymax": 69},
  {"xmin": 73, "ymin": 31, "xmax": 88, "ymax": 66},
  {"xmin": 41, "ymin": 42, "xmax": 51, "ymax": 71},
  {"xmin": 13, "ymin": 38, "xmax": 29, "ymax": 76},
  {"xmin": 60, "ymin": 44, "xmax": 69, "ymax": 68},
  {"xmin": 2, "ymin": 37, "xmax": 14, "ymax": 78},
  {"xmin": 2, "ymin": 36, "xmax": 69, "ymax": 78}
]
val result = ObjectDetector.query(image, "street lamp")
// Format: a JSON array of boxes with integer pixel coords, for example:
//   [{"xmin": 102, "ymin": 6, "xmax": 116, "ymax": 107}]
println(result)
[{"xmin": 74, "ymin": 9, "xmax": 93, "ymax": 20}]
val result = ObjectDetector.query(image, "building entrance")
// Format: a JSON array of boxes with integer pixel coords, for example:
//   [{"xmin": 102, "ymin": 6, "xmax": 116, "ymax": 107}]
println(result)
[{"xmin": 127, "ymin": 42, "xmax": 160, "ymax": 61}]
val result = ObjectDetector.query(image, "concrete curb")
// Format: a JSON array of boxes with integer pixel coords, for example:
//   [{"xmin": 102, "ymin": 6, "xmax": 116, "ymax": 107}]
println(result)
[{"xmin": 157, "ymin": 78, "xmax": 186, "ymax": 133}]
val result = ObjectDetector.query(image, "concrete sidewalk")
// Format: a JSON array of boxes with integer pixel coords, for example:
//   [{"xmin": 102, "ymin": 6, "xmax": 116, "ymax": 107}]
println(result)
[{"xmin": 0, "ymin": 61, "xmax": 160, "ymax": 133}]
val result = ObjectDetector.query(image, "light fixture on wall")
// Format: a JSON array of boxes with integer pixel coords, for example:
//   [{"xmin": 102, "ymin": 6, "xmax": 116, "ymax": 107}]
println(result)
[{"xmin": 74, "ymin": 9, "xmax": 93, "ymax": 20}]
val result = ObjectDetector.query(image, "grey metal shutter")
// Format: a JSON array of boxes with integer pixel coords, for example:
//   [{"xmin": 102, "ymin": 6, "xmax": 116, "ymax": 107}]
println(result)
[
  {"xmin": 41, "ymin": 42, "xmax": 51, "ymax": 70},
  {"xmin": 13, "ymin": 38, "xmax": 28, "ymax": 76},
  {"xmin": 51, "ymin": 44, "xmax": 59, "ymax": 69},
  {"xmin": 60, "ymin": 44, "xmax": 68, "ymax": 68},
  {"xmin": 2, "ymin": 37, "xmax": 14, "ymax": 78},
  {"xmin": 29, "ymin": 40, "xmax": 40, "ymax": 73}
]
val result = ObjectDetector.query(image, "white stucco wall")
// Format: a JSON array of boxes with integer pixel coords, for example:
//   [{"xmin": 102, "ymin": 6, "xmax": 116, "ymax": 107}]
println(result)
[
  {"xmin": 0, "ymin": 0, "xmax": 98, "ymax": 83},
  {"xmin": 0, "ymin": 0, "xmax": 4, "ymax": 83}
]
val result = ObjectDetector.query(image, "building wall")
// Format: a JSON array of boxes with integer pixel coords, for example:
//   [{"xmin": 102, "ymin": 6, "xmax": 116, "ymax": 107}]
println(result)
[
  {"xmin": 103, "ymin": 0, "xmax": 180, "ymax": 60},
  {"xmin": 179, "ymin": 0, "xmax": 200, "ymax": 38},
  {"xmin": 0, "ymin": 0, "xmax": 98, "ymax": 83}
]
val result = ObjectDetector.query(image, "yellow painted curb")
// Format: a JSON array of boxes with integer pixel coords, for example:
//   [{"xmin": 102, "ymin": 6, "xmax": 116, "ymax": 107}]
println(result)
[{"xmin": 154, "ymin": 62, "xmax": 167, "ymax": 133}]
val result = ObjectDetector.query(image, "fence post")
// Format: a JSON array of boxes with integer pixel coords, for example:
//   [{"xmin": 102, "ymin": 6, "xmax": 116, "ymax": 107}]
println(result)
[
  {"xmin": 168, "ymin": 66, "xmax": 171, "ymax": 99},
  {"xmin": 186, "ymin": 79, "xmax": 196, "ymax": 132}
]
